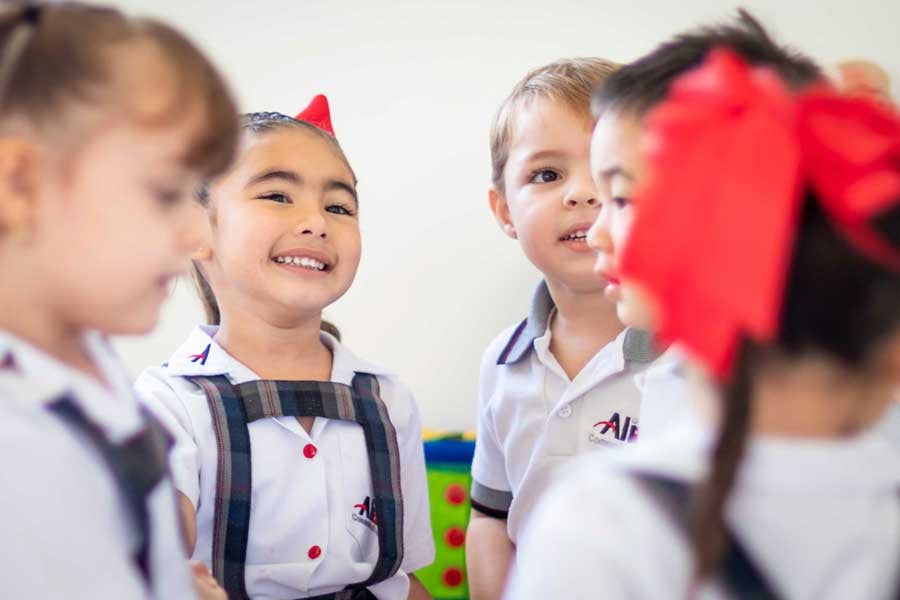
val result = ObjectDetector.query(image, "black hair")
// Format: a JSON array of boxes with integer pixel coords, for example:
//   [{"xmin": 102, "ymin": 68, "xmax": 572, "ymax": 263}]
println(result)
[
  {"xmin": 592, "ymin": 9, "xmax": 822, "ymax": 118},
  {"xmin": 693, "ymin": 196, "xmax": 900, "ymax": 581}
]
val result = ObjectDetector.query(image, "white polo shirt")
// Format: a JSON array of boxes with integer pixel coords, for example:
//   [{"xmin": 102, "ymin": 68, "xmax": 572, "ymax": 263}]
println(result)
[
  {"xmin": 507, "ymin": 405, "xmax": 900, "ymax": 599},
  {"xmin": 0, "ymin": 330, "xmax": 195, "ymax": 600},
  {"xmin": 135, "ymin": 325, "xmax": 435, "ymax": 600},
  {"xmin": 470, "ymin": 280, "xmax": 663, "ymax": 542},
  {"xmin": 634, "ymin": 346, "xmax": 694, "ymax": 439}
]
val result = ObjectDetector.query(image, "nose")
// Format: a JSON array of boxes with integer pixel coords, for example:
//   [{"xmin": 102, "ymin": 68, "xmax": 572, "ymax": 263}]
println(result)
[
  {"xmin": 295, "ymin": 204, "xmax": 328, "ymax": 239},
  {"xmin": 563, "ymin": 172, "xmax": 599, "ymax": 209},
  {"xmin": 563, "ymin": 192, "xmax": 598, "ymax": 209},
  {"xmin": 587, "ymin": 206, "xmax": 612, "ymax": 254}
]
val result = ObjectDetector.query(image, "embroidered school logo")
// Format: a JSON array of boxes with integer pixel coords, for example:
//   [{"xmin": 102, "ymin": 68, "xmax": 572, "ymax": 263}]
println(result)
[
  {"xmin": 352, "ymin": 496, "xmax": 378, "ymax": 532},
  {"xmin": 189, "ymin": 343, "xmax": 211, "ymax": 365},
  {"xmin": 588, "ymin": 412, "xmax": 638, "ymax": 445}
]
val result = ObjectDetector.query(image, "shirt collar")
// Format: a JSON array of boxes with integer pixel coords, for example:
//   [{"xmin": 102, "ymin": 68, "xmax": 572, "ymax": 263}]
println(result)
[
  {"xmin": 496, "ymin": 281, "xmax": 556, "ymax": 365},
  {"xmin": 0, "ymin": 330, "xmax": 144, "ymax": 440},
  {"xmin": 496, "ymin": 280, "xmax": 659, "ymax": 366},
  {"xmin": 164, "ymin": 325, "xmax": 395, "ymax": 384}
]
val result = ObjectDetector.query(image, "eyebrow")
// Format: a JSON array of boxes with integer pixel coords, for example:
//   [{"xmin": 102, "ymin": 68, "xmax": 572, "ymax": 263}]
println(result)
[
  {"xmin": 246, "ymin": 168, "xmax": 358, "ymax": 204},
  {"xmin": 597, "ymin": 166, "xmax": 635, "ymax": 181},
  {"xmin": 245, "ymin": 169, "xmax": 302, "ymax": 188},
  {"xmin": 326, "ymin": 180, "xmax": 359, "ymax": 204},
  {"xmin": 520, "ymin": 149, "xmax": 566, "ymax": 163}
]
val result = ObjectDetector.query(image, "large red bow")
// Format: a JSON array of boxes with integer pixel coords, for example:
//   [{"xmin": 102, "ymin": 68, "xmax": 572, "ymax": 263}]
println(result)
[
  {"xmin": 295, "ymin": 94, "xmax": 336, "ymax": 137},
  {"xmin": 619, "ymin": 49, "xmax": 900, "ymax": 379}
]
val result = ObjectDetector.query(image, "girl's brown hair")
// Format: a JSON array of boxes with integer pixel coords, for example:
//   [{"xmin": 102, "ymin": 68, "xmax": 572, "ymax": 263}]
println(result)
[{"xmin": 0, "ymin": 2, "xmax": 238, "ymax": 178}]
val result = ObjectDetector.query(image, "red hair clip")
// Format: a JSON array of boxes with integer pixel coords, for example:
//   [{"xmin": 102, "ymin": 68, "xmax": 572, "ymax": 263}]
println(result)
[{"xmin": 295, "ymin": 94, "xmax": 336, "ymax": 137}]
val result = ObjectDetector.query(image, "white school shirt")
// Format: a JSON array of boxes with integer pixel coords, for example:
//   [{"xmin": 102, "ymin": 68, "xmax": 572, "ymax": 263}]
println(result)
[
  {"xmin": 470, "ymin": 280, "xmax": 665, "ymax": 542},
  {"xmin": 135, "ymin": 325, "xmax": 435, "ymax": 600},
  {"xmin": 0, "ymin": 331, "xmax": 195, "ymax": 600},
  {"xmin": 507, "ymin": 406, "xmax": 900, "ymax": 600},
  {"xmin": 634, "ymin": 346, "xmax": 694, "ymax": 440}
]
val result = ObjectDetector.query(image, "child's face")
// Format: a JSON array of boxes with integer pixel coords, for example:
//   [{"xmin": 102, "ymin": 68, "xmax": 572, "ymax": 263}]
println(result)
[
  {"xmin": 490, "ymin": 98, "xmax": 603, "ymax": 292},
  {"xmin": 201, "ymin": 128, "xmax": 360, "ymax": 324},
  {"xmin": 20, "ymin": 44, "xmax": 209, "ymax": 335},
  {"xmin": 586, "ymin": 110, "xmax": 656, "ymax": 329}
]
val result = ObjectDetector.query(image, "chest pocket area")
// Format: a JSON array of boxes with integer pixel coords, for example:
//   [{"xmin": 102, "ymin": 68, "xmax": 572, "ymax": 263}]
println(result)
[{"xmin": 339, "ymin": 425, "xmax": 379, "ymax": 563}]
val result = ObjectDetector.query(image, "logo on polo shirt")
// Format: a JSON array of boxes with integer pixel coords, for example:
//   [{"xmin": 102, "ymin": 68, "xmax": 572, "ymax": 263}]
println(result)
[
  {"xmin": 352, "ymin": 496, "xmax": 378, "ymax": 532},
  {"xmin": 588, "ymin": 412, "xmax": 638, "ymax": 445},
  {"xmin": 189, "ymin": 343, "xmax": 211, "ymax": 365}
]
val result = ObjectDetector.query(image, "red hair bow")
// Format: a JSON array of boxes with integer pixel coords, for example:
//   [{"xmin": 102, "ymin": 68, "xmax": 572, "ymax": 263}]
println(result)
[
  {"xmin": 619, "ymin": 49, "xmax": 900, "ymax": 379},
  {"xmin": 295, "ymin": 94, "xmax": 336, "ymax": 137}
]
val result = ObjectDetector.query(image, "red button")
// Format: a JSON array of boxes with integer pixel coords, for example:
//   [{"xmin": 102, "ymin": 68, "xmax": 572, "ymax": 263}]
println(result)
[
  {"xmin": 442, "ymin": 567, "xmax": 463, "ymax": 588},
  {"xmin": 308, "ymin": 545, "xmax": 322, "ymax": 560},
  {"xmin": 444, "ymin": 526, "xmax": 465, "ymax": 548},
  {"xmin": 303, "ymin": 444, "xmax": 317, "ymax": 459},
  {"xmin": 445, "ymin": 483, "xmax": 466, "ymax": 505}
]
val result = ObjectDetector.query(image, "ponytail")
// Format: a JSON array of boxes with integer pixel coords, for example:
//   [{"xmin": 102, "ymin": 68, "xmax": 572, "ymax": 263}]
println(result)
[{"xmin": 690, "ymin": 341, "xmax": 755, "ymax": 583}]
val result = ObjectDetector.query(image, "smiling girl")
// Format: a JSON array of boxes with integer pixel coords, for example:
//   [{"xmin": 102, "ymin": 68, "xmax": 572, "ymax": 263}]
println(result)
[{"xmin": 136, "ymin": 101, "xmax": 434, "ymax": 600}]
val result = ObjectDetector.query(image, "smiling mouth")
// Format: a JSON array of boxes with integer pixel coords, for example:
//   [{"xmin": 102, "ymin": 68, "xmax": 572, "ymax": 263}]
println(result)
[
  {"xmin": 272, "ymin": 255, "xmax": 331, "ymax": 272},
  {"xmin": 560, "ymin": 230, "xmax": 588, "ymax": 242}
]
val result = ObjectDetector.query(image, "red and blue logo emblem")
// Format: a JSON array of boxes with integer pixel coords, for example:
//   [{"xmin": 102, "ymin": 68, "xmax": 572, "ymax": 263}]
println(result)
[{"xmin": 189, "ymin": 344, "xmax": 211, "ymax": 366}]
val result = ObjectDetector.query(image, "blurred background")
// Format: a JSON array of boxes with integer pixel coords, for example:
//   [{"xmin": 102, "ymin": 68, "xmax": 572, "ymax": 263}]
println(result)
[{"xmin": 110, "ymin": 0, "xmax": 899, "ymax": 430}]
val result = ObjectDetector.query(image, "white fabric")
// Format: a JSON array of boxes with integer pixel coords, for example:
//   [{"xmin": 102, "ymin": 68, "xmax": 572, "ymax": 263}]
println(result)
[
  {"xmin": 471, "ymin": 320, "xmax": 683, "ymax": 542},
  {"xmin": 507, "ymin": 406, "xmax": 900, "ymax": 599},
  {"xmin": 0, "ymin": 330, "xmax": 195, "ymax": 600},
  {"xmin": 136, "ymin": 325, "xmax": 435, "ymax": 600}
]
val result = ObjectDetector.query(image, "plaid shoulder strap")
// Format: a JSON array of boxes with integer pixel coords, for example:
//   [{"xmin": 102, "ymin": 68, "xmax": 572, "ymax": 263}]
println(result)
[
  {"xmin": 46, "ymin": 395, "xmax": 171, "ymax": 586},
  {"xmin": 188, "ymin": 375, "xmax": 253, "ymax": 599},
  {"xmin": 189, "ymin": 373, "xmax": 404, "ymax": 600},
  {"xmin": 631, "ymin": 472, "xmax": 783, "ymax": 600}
]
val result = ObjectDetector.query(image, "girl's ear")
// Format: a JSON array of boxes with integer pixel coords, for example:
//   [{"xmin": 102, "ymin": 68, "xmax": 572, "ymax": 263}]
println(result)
[{"xmin": 0, "ymin": 138, "xmax": 38, "ymax": 239}]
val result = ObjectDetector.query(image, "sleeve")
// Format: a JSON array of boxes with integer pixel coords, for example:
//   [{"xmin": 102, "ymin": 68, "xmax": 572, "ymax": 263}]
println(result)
[
  {"xmin": 135, "ymin": 368, "xmax": 203, "ymax": 510},
  {"xmin": 389, "ymin": 380, "xmax": 436, "ymax": 574},
  {"xmin": 503, "ymin": 485, "xmax": 630, "ymax": 599},
  {"xmin": 503, "ymin": 458, "xmax": 692, "ymax": 600},
  {"xmin": 469, "ymin": 344, "xmax": 513, "ymax": 519}
]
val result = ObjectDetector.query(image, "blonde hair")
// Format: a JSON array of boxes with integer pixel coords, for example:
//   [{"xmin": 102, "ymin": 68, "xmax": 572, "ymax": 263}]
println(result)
[{"xmin": 489, "ymin": 57, "xmax": 619, "ymax": 188}]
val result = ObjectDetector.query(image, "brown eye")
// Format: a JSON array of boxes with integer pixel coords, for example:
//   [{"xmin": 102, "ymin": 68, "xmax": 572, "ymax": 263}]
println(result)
[
  {"xmin": 258, "ymin": 192, "xmax": 291, "ymax": 204},
  {"xmin": 530, "ymin": 169, "xmax": 561, "ymax": 184}
]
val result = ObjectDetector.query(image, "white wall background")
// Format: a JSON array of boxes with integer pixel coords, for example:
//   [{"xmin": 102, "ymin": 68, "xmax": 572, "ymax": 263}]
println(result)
[{"xmin": 111, "ymin": 0, "xmax": 900, "ymax": 431}]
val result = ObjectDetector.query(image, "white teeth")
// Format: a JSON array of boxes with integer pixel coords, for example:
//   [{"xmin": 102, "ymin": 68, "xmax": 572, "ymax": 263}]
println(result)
[
  {"xmin": 564, "ymin": 230, "xmax": 587, "ymax": 241},
  {"xmin": 274, "ymin": 256, "xmax": 327, "ymax": 271}
]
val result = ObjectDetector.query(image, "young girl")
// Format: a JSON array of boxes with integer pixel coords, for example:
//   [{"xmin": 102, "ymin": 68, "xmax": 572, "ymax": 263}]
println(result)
[
  {"xmin": 506, "ymin": 50, "xmax": 900, "ymax": 598},
  {"xmin": 0, "ymin": 2, "xmax": 238, "ymax": 598},
  {"xmin": 136, "ymin": 99, "xmax": 435, "ymax": 600}
]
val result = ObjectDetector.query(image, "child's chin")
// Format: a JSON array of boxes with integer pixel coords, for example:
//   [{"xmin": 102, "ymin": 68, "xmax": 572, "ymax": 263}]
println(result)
[{"xmin": 545, "ymin": 264, "xmax": 608, "ymax": 294}]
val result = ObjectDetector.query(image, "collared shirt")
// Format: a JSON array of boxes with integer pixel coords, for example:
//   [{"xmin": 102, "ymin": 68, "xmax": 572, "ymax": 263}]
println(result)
[
  {"xmin": 135, "ymin": 325, "xmax": 435, "ymax": 600},
  {"xmin": 0, "ymin": 330, "xmax": 195, "ymax": 600},
  {"xmin": 634, "ymin": 346, "xmax": 693, "ymax": 439},
  {"xmin": 470, "ymin": 280, "xmax": 666, "ymax": 542},
  {"xmin": 507, "ymin": 405, "xmax": 900, "ymax": 599}
]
